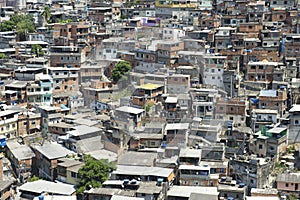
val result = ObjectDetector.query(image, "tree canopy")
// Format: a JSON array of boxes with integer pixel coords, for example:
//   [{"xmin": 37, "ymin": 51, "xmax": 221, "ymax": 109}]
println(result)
[
  {"xmin": 0, "ymin": 53, "xmax": 8, "ymax": 59},
  {"xmin": 41, "ymin": 6, "xmax": 51, "ymax": 25},
  {"xmin": 0, "ymin": 14, "xmax": 35, "ymax": 41},
  {"xmin": 31, "ymin": 44, "xmax": 45, "ymax": 57},
  {"xmin": 56, "ymin": 18, "xmax": 73, "ymax": 24},
  {"xmin": 111, "ymin": 61, "xmax": 132, "ymax": 83},
  {"xmin": 77, "ymin": 155, "xmax": 116, "ymax": 193}
]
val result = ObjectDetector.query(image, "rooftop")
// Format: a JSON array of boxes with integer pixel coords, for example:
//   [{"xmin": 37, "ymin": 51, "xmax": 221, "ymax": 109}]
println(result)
[
  {"xmin": 179, "ymin": 148, "xmax": 201, "ymax": 158},
  {"xmin": 136, "ymin": 182, "xmax": 162, "ymax": 194},
  {"xmin": 113, "ymin": 165, "xmax": 173, "ymax": 178},
  {"xmin": 167, "ymin": 186, "xmax": 219, "ymax": 198},
  {"xmin": 289, "ymin": 104, "xmax": 300, "ymax": 112},
  {"xmin": 111, "ymin": 196, "xmax": 144, "ymax": 200},
  {"xmin": 7, "ymin": 141, "xmax": 35, "ymax": 160},
  {"xmin": 118, "ymin": 152, "xmax": 157, "ymax": 167},
  {"xmin": 165, "ymin": 96, "xmax": 178, "ymax": 104},
  {"xmin": 32, "ymin": 143, "xmax": 74, "ymax": 160},
  {"xmin": 115, "ymin": 106, "xmax": 144, "ymax": 115},
  {"xmin": 276, "ymin": 173, "xmax": 300, "ymax": 183},
  {"xmin": 138, "ymin": 83, "xmax": 163, "ymax": 90},
  {"xmin": 259, "ymin": 90, "xmax": 277, "ymax": 97},
  {"xmin": 18, "ymin": 180, "xmax": 76, "ymax": 196},
  {"xmin": 165, "ymin": 123, "xmax": 190, "ymax": 130},
  {"xmin": 66, "ymin": 125, "xmax": 102, "ymax": 137}
]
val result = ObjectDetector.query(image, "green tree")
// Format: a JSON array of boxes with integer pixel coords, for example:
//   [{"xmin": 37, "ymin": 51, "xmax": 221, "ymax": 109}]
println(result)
[
  {"xmin": 0, "ymin": 53, "xmax": 8, "ymax": 59},
  {"xmin": 56, "ymin": 18, "xmax": 73, "ymax": 24},
  {"xmin": 77, "ymin": 155, "xmax": 116, "ymax": 193},
  {"xmin": 111, "ymin": 61, "xmax": 132, "ymax": 82},
  {"xmin": 0, "ymin": 14, "xmax": 35, "ymax": 41},
  {"xmin": 120, "ymin": 15, "xmax": 127, "ymax": 20},
  {"xmin": 29, "ymin": 175, "xmax": 40, "ymax": 182},
  {"xmin": 41, "ymin": 6, "xmax": 51, "ymax": 25},
  {"xmin": 0, "ymin": 20, "xmax": 15, "ymax": 32},
  {"xmin": 31, "ymin": 44, "xmax": 44, "ymax": 57}
]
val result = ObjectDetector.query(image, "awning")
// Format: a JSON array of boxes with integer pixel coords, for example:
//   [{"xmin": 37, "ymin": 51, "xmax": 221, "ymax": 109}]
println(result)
[
  {"xmin": 250, "ymin": 98, "xmax": 259, "ymax": 104},
  {"xmin": 60, "ymin": 104, "xmax": 68, "ymax": 109}
]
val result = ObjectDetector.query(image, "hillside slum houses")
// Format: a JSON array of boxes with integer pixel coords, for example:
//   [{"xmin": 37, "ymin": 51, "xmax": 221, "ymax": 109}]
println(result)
[{"xmin": 0, "ymin": 0, "xmax": 300, "ymax": 199}]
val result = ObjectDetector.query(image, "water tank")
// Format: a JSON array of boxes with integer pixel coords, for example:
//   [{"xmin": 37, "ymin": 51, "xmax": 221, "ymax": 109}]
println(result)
[
  {"xmin": 157, "ymin": 178, "xmax": 163, "ymax": 186},
  {"xmin": 238, "ymin": 183, "xmax": 246, "ymax": 188},
  {"xmin": 38, "ymin": 194, "xmax": 44, "ymax": 200},
  {"xmin": 123, "ymin": 179, "xmax": 130, "ymax": 184}
]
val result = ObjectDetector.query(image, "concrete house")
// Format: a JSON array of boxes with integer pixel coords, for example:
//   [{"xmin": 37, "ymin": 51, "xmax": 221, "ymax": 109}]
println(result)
[
  {"xmin": 276, "ymin": 173, "xmax": 300, "ymax": 195},
  {"xmin": 6, "ymin": 141, "xmax": 35, "ymax": 183},
  {"xmin": 56, "ymin": 158, "xmax": 84, "ymax": 185},
  {"xmin": 31, "ymin": 143, "xmax": 74, "ymax": 181}
]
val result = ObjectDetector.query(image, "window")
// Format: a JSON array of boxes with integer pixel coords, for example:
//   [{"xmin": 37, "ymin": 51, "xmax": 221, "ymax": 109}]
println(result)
[
  {"xmin": 71, "ymin": 172, "xmax": 77, "ymax": 178},
  {"xmin": 286, "ymin": 183, "xmax": 289, "ymax": 187},
  {"xmin": 229, "ymin": 117, "xmax": 234, "ymax": 120},
  {"xmin": 259, "ymin": 144, "xmax": 263, "ymax": 149},
  {"xmin": 220, "ymin": 107, "xmax": 224, "ymax": 110}
]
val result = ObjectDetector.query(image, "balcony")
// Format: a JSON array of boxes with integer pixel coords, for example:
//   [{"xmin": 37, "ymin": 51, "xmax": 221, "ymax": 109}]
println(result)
[
  {"xmin": 0, "ymin": 117, "xmax": 18, "ymax": 126},
  {"xmin": 180, "ymin": 173, "xmax": 210, "ymax": 180},
  {"xmin": 46, "ymin": 113, "xmax": 62, "ymax": 119}
]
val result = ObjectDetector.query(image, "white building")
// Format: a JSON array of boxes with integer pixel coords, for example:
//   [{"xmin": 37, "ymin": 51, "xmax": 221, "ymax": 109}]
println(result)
[
  {"xmin": 202, "ymin": 55, "xmax": 227, "ymax": 88},
  {"xmin": 288, "ymin": 104, "xmax": 300, "ymax": 144},
  {"xmin": 198, "ymin": 0, "xmax": 213, "ymax": 10},
  {"xmin": 162, "ymin": 28, "xmax": 185, "ymax": 40}
]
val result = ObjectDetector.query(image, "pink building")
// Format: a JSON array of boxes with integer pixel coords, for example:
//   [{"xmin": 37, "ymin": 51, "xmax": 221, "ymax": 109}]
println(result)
[{"xmin": 276, "ymin": 173, "xmax": 300, "ymax": 193}]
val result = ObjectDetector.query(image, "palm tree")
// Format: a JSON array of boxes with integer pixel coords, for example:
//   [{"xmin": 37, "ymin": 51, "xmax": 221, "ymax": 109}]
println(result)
[{"xmin": 41, "ymin": 6, "xmax": 51, "ymax": 26}]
